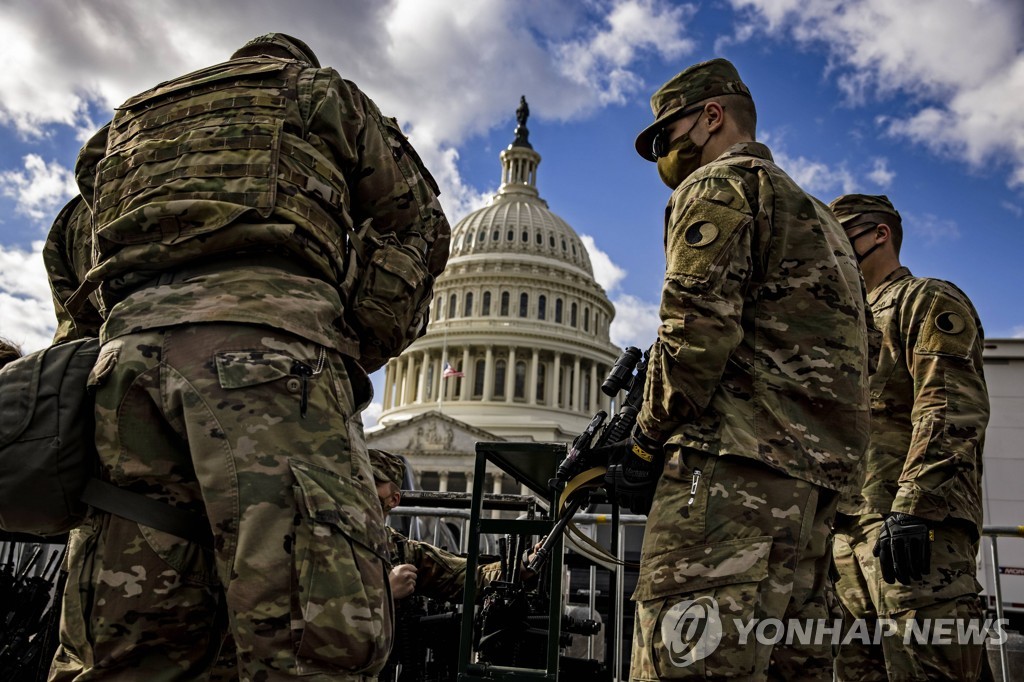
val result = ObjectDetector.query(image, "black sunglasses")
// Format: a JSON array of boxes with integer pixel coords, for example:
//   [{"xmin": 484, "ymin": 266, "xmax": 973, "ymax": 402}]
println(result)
[{"xmin": 651, "ymin": 104, "xmax": 707, "ymax": 159}]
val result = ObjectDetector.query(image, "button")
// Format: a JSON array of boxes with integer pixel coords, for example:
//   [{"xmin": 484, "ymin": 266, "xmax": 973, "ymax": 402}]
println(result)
[{"xmin": 286, "ymin": 378, "xmax": 302, "ymax": 393}]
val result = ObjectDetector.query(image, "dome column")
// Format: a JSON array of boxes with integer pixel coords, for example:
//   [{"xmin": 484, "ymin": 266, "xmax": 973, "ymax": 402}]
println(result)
[
  {"xmin": 460, "ymin": 347, "xmax": 472, "ymax": 400},
  {"xmin": 529, "ymin": 348, "xmax": 539, "ymax": 406},
  {"xmin": 483, "ymin": 346, "xmax": 495, "ymax": 400},
  {"xmin": 383, "ymin": 362, "xmax": 394, "ymax": 410},
  {"xmin": 505, "ymin": 347, "xmax": 517, "ymax": 403},
  {"xmin": 416, "ymin": 350, "xmax": 429, "ymax": 403},
  {"xmin": 589, "ymin": 361, "xmax": 598, "ymax": 413},
  {"xmin": 572, "ymin": 356, "xmax": 581, "ymax": 412},
  {"xmin": 552, "ymin": 352, "xmax": 561, "ymax": 408}
]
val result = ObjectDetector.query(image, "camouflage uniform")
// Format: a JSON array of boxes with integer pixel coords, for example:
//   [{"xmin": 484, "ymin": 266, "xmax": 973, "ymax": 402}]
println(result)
[
  {"xmin": 830, "ymin": 194, "xmax": 989, "ymax": 682},
  {"xmin": 630, "ymin": 60, "xmax": 870, "ymax": 681},
  {"xmin": 49, "ymin": 33, "xmax": 449, "ymax": 682},
  {"xmin": 386, "ymin": 526, "xmax": 503, "ymax": 602},
  {"xmin": 42, "ymin": 196, "xmax": 102, "ymax": 343}
]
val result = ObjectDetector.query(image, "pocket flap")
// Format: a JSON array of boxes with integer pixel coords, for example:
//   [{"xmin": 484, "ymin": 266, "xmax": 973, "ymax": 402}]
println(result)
[
  {"xmin": 633, "ymin": 536, "xmax": 772, "ymax": 602},
  {"xmin": 215, "ymin": 351, "xmax": 294, "ymax": 389},
  {"xmin": 290, "ymin": 459, "xmax": 388, "ymax": 560}
]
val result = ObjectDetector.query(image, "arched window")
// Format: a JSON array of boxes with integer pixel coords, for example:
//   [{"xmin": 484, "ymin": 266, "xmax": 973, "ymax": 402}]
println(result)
[
  {"xmin": 536, "ymin": 363, "xmax": 546, "ymax": 403},
  {"xmin": 519, "ymin": 293, "xmax": 528, "ymax": 318},
  {"xmin": 493, "ymin": 229, "xmax": 499, "ymax": 241},
  {"xmin": 572, "ymin": 243, "xmax": 577, "ymax": 256},
  {"xmin": 571, "ymin": 302, "xmax": 578, "ymax": 328},
  {"xmin": 494, "ymin": 360, "xmax": 506, "ymax": 398},
  {"xmin": 426, "ymin": 363, "xmax": 435, "ymax": 400},
  {"xmin": 464, "ymin": 292, "xmax": 474, "ymax": 317},
  {"xmin": 478, "ymin": 230, "xmax": 486, "ymax": 242},
  {"xmin": 448, "ymin": 294, "xmax": 457, "ymax": 318},
  {"xmin": 473, "ymin": 359, "xmax": 485, "ymax": 398},
  {"xmin": 435, "ymin": 295, "xmax": 444, "ymax": 319},
  {"xmin": 482, "ymin": 292, "xmax": 491, "ymax": 316},
  {"xmin": 561, "ymin": 239, "xmax": 567, "ymax": 251},
  {"xmin": 521, "ymin": 230, "xmax": 528, "ymax": 242},
  {"xmin": 583, "ymin": 306, "xmax": 590, "ymax": 332},
  {"xmin": 507, "ymin": 229, "xmax": 514, "ymax": 241},
  {"xmin": 500, "ymin": 292, "xmax": 510, "ymax": 316},
  {"xmin": 514, "ymin": 361, "xmax": 527, "ymax": 399},
  {"xmin": 538, "ymin": 295, "xmax": 546, "ymax": 321},
  {"xmin": 549, "ymin": 235, "xmax": 555, "ymax": 248},
  {"xmin": 555, "ymin": 298, "xmax": 563, "ymax": 324},
  {"xmin": 535, "ymin": 232, "xmax": 542, "ymax": 244}
]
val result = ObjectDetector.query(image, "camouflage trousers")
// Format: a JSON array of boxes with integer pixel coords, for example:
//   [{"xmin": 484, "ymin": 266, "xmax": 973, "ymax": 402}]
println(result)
[
  {"xmin": 48, "ymin": 324, "xmax": 393, "ymax": 681},
  {"xmin": 630, "ymin": 450, "xmax": 840, "ymax": 682},
  {"xmin": 833, "ymin": 513, "xmax": 984, "ymax": 682}
]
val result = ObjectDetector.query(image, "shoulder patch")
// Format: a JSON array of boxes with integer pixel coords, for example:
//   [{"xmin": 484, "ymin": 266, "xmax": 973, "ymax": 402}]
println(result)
[
  {"xmin": 914, "ymin": 289, "xmax": 977, "ymax": 359},
  {"xmin": 667, "ymin": 197, "xmax": 751, "ymax": 282}
]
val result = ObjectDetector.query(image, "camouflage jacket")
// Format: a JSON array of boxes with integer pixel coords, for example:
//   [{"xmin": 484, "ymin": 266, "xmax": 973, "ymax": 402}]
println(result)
[
  {"xmin": 43, "ymin": 196, "xmax": 102, "ymax": 343},
  {"xmin": 637, "ymin": 142, "xmax": 870, "ymax": 492},
  {"xmin": 75, "ymin": 55, "xmax": 450, "ymax": 364},
  {"xmin": 386, "ymin": 526, "xmax": 502, "ymax": 603},
  {"xmin": 839, "ymin": 267, "xmax": 988, "ymax": 531}
]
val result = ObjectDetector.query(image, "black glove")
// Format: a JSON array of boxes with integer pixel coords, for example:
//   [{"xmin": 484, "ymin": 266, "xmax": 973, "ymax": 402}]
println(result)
[
  {"xmin": 872, "ymin": 512, "xmax": 934, "ymax": 585},
  {"xmin": 601, "ymin": 431, "xmax": 665, "ymax": 515}
]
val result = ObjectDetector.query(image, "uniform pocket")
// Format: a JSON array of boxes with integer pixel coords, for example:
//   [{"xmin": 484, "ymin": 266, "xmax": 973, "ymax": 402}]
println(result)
[
  {"xmin": 289, "ymin": 458, "xmax": 393, "ymax": 675},
  {"xmin": 633, "ymin": 536, "xmax": 772, "ymax": 679}
]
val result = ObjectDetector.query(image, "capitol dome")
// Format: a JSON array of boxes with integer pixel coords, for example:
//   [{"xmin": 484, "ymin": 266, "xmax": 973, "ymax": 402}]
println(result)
[{"xmin": 378, "ymin": 99, "xmax": 621, "ymax": 442}]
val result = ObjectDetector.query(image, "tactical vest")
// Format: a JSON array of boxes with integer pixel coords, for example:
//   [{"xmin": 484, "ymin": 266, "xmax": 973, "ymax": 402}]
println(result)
[{"xmin": 89, "ymin": 57, "xmax": 351, "ymax": 298}]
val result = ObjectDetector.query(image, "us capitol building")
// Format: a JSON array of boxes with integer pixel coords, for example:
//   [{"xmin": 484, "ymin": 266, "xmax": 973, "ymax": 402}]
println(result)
[{"xmin": 366, "ymin": 99, "xmax": 621, "ymax": 496}]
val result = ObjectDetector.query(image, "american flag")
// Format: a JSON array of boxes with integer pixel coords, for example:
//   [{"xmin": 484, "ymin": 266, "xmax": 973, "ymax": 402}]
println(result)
[{"xmin": 442, "ymin": 361, "xmax": 464, "ymax": 378}]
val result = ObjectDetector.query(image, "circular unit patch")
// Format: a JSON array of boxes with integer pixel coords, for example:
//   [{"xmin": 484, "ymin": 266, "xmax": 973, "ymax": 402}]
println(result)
[
  {"xmin": 684, "ymin": 221, "xmax": 719, "ymax": 247},
  {"xmin": 934, "ymin": 311, "xmax": 966, "ymax": 334}
]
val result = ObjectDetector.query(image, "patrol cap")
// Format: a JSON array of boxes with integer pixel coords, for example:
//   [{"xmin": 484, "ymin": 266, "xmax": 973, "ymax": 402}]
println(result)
[
  {"xmin": 635, "ymin": 58, "xmax": 751, "ymax": 162},
  {"xmin": 368, "ymin": 449, "xmax": 406, "ymax": 489},
  {"xmin": 828, "ymin": 194, "xmax": 902, "ymax": 228},
  {"xmin": 231, "ymin": 33, "xmax": 321, "ymax": 68}
]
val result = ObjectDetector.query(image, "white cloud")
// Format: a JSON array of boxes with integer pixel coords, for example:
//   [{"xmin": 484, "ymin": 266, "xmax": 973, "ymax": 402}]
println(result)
[
  {"xmin": 0, "ymin": 242, "xmax": 57, "ymax": 353},
  {"xmin": 1001, "ymin": 201, "xmax": 1023, "ymax": 218},
  {"xmin": 904, "ymin": 212, "xmax": 960, "ymax": 245},
  {"xmin": 580, "ymin": 234, "xmax": 627, "ymax": 293},
  {"xmin": 760, "ymin": 131, "xmax": 856, "ymax": 196},
  {"xmin": 610, "ymin": 293, "xmax": 661, "ymax": 349},
  {"xmin": 867, "ymin": 157, "xmax": 894, "ymax": 188},
  {"xmin": 0, "ymin": 155, "xmax": 76, "ymax": 222},
  {"xmin": 363, "ymin": 401, "xmax": 383, "ymax": 428},
  {"xmin": 0, "ymin": 0, "xmax": 699, "ymax": 225},
  {"xmin": 727, "ymin": 0, "xmax": 1024, "ymax": 186}
]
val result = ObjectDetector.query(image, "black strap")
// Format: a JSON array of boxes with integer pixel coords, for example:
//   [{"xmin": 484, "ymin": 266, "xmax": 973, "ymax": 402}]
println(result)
[{"xmin": 81, "ymin": 479, "xmax": 212, "ymax": 548}]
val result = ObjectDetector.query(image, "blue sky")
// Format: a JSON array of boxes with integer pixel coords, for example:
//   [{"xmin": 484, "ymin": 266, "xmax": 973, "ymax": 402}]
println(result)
[{"xmin": 1, "ymin": 0, "xmax": 1021, "ymax": 424}]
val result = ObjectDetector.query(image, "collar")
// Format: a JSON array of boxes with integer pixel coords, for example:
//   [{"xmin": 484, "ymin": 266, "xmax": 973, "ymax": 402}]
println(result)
[
  {"xmin": 868, "ymin": 266, "xmax": 912, "ymax": 305},
  {"xmin": 716, "ymin": 141, "xmax": 774, "ymax": 163}
]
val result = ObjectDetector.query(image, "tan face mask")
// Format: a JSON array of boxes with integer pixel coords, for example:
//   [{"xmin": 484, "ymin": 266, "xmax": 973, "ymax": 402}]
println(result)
[{"xmin": 656, "ymin": 117, "xmax": 704, "ymax": 190}]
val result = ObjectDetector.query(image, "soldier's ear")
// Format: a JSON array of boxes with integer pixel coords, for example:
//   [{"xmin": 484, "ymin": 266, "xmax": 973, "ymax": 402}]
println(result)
[
  {"xmin": 876, "ymin": 223, "xmax": 893, "ymax": 244},
  {"xmin": 704, "ymin": 101, "xmax": 725, "ymax": 133}
]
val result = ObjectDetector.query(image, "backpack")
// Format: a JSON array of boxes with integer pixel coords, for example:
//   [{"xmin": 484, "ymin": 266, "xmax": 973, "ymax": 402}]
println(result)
[{"xmin": 0, "ymin": 338, "xmax": 99, "ymax": 536}]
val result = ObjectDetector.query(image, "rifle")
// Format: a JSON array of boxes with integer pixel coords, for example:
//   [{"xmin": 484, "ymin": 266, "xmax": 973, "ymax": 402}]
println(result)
[{"xmin": 527, "ymin": 346, "xmax": 648, "ymax": 573}]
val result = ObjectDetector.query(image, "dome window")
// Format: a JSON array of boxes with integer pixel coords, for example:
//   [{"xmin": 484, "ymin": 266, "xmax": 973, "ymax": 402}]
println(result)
[
  {"xmin": 473, "ymin": 359, "xmax": 485, "ymax": 397},
  {"xmin": 571, "ymin": 302, "xmax": 578, "ymax": 328},
  {"xmin": 514, "ymin": 361, "xmax": 527, "ymax": 400},
  {"xmin": 482, "ymin": 292, "xmax": 491, "ymax": 316},
  {"xmin": 572, "ymin": 243, "xmax": 577, "ymax": 256},
  {"xmin": 500, "ymin": 292, "xmax": 510, "ymax": 316},
  {"xmin": 465, "ymin": 292, "xmax": 474, "ymax": 317},
  {"xmin": 448, "ymin": 294, "xmax": 457, "ymax": 319},
  {"xmin": 561, "ymin": 238, "xmax": 567, "ymax": 251},
  {"xmin": 538, "ymin": 295, "xmax": 546, "ymax": 321},
  {"xmin": 493, "ymin": 229, "xmax": 499, "ymax": 241},
  {"xmin": 555, "ymin": 298, "xmax": 563, "ymax": 324},
  {"xmin": 479, "ymin": 230, "xmax": 487, "ymax": 242},
  {"xmin": 535, "ymin": 232, "xmax": 542, "ymax": 245},
  {"xmin": 549, "ymin": 235, "xmax": 555, "ymax": 248},
  {"xmin": 519, "ymin": 293, "xmax": 528, "ymax": 318},
  {"xmin": 507, "ymin": 229, "xmax": 514, "ymax": 241},
  {"xmin": 583, "ymin": 306, "xmax": 590, "ymax": 332},
  {"xmin": 494, "ymin": 360, "xmax": 507, "ymax": 399},
  {"xmin": 521, "ymin": 230, "xmax": 528, "ymax": 243}
]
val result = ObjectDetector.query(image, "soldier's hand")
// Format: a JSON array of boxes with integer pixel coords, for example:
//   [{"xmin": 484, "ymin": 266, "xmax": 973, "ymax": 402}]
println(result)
[
  {"xmin": 600, "ymin": 430, "xmax": 665, "ymax": 515},
  {"xmin": 389, "ymin": 563, "xmax": 418, "ymax": 599},
  {"xmin": 873, "ymin": 513, "xmax": 933, "ymax": 585}
]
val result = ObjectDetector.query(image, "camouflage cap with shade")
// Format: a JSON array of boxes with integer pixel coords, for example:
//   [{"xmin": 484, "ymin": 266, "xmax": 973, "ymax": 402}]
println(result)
[
  {"xmin": 828, "ymin": 194, "xmax": 903, "ymax": 227},
  {"xmin": 368, "ymin": 449, "xmax": 406, "ymax": 489},
  {"xmin": 635, "ymin": 57, "xmax": 752, "ymax": 162}
]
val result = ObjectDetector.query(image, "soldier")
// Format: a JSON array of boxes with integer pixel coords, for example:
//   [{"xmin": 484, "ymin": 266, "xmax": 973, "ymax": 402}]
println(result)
[
  {"xmin": 613, "ymin": 58, "xmax": 870, "ymax": 680},
  {"xmin": 42, "ymin": 195, "xmax": 103, "ymax": 344},
  {"xmin": 828, "ymin": 194, "xmax": 989, "ymax": 681},
  {"xmin": 48, "ymin": 33, "xmax": 450, "ymax": 681}
]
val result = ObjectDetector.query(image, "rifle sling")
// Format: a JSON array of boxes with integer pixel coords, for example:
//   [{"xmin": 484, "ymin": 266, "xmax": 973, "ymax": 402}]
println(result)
[{"xmin": 81, "ymin": 479, "xmax": 212, "ymax": 548}]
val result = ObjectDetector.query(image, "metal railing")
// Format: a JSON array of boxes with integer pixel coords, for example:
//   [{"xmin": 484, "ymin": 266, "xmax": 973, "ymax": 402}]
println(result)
[{"xmin": 983, "ymin": 525, "xmax": 1024, "ymax": 682}]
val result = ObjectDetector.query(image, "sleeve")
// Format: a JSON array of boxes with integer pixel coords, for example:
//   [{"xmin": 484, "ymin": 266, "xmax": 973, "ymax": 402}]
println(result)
[
  {"xmin": 307, "ymin": 71, "xmax": 450, "ymax": 279},
  {"xmin": 891, "ymin": 282, "xmax": 989, "ymax": 521},
  {"xmin": 402, "ymin": 538, "xmax": 470, "ymax": 602},
  {"xmin": 44, "ymin": 196, "xmax": 103, "ymax": 343},
  {"xmin": 636, "ymin": 176, "xmax": 755, "ymax": 441}
]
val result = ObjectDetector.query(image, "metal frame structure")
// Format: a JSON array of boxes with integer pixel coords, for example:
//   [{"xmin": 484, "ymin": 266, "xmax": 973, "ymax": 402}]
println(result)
[{"xmin": 983, "ymin": 525, "xmax": 1024, "ymax": 681}]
